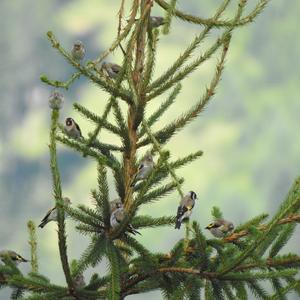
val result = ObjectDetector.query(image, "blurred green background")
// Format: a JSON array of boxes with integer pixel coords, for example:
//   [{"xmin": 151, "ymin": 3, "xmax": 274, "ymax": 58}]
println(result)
[{"xmin": 0, "ymin": 0, "xmax": 299, "ymax": 299}]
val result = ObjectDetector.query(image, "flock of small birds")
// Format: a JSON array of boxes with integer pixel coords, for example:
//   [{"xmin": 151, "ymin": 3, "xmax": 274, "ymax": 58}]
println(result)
[{"xmin": 0, "ymin": 15, "xmax": 235, "ymax": 264}]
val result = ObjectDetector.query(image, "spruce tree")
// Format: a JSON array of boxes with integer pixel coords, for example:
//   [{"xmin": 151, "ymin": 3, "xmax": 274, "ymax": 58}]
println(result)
[{"xmin": 1, "ymin": 0, "xmax": 300, "ymax": 299}]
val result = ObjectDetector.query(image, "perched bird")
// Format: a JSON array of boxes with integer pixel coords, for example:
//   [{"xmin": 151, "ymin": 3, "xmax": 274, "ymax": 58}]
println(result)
[
  {"xmin": 149, "ymin": 16, "xmax": 165, "ymax": 28},
  {"xmin": 101, "ymin": 62, "xmax": 122, "ymax": 79},
  {"xmin": 132, "ymin": 16, "xmax": 165, "ymax": 29},
  {"xmin": 38, "ymin": 197, "xmax": 71, "ymax": 228},
  {"xmin": 0, "ymin": 250, "xmax": 28, "ymax": 265},
  {"xmin": 64, "ymin": 117, "xmax": 82, "ymax": 139},
  {"xmin": 48, "ymin": 90, "xmax": 64, "ymax": 110},
  {"xmin": 130, "ymin": 151, "xmax": 154, "ymax": 187},
  {"xmin": 110, "ymin": 207, "xmax": 141, "ymax": 235},
  {"xmin": 71, "ymin": 40, "xmax": 85, "ymax": 61},
  {"xmin": 175, "ymin": 191, "xmax": 197, "ymax": 229},
  {"xmin": 205, "ymin": 219, "xmax": 234, "ymax": 238},
  {"xmin": 109, "ymin": 198, "xmax": 123, "ymax": 213},
  {"xmin": 74, "ymin": 273, "xmax": 86, "ymax": 288}
]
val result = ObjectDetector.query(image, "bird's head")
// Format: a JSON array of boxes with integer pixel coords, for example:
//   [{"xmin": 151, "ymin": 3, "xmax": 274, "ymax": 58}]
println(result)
[
  {"xmin": 63, "ymin": 197, "xmax": 72, "ymax": 205},
  {"xmin": 189, "ymin": 191, "xmax": 197, "ymax": 200},
  {"xmin": 73, "ymin": 41, "xmax": 83, "ymax": 50},
  {"xmin": 65, "ymin": 117, "xmax": 74, "ymax": 127}
]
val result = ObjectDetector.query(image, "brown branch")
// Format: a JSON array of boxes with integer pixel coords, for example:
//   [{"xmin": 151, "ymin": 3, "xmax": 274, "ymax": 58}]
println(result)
[
  {"xmin": 121, "ymin": 256, "xmax": 300, "ymax": 295},
  {"xmin": 123, "ymin": 0, "xmax": 152, "ymax": 210},
  {"xmin": 235, "ymin": 256, "xmax": 300, "ymax": 271},
  {"xmin": 224, "ymin": 214, "xmax": 300, "ymax": 243},
  {"xmin": 155, "ymin": 0, "xmax": 269, "ymax": 27}
]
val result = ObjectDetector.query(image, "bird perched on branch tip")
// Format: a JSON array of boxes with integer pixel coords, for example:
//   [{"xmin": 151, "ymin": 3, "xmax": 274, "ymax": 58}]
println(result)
[{"xmin": 71, "ymin": 40, "xmax": 85, "ymax": 61}]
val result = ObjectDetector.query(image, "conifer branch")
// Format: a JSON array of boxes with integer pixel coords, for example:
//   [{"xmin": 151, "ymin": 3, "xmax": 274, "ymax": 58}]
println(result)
[
  {"xmin": 155, "ymin": 0, "xmax": 269, "ymax": 27},
  {"xmin": 162, "ymin": 0, "xmax": 177, "ymax": 35},
  {"xmin": 73, "ymin": 103, "xmax": 122, "ymax": 136},
  {"xmin": 27, "ymin": 221, "xmax": 38, "ymax": 273},
  {"xmin": 106, "ymin": 242, "xmax": 121, "ymax": 300},
  {"xmin": 142, "ymin": 120, "xmax": 184, "ymax": 197},
  {"xmin": 268, "ymin": 280, "xmax": 300, "ymax": 300},
  {"xmin": 142, "ymin": 29, "xmax": 158, "ymax": 91},
  {"xmin": 219, "ymin": 178, "xmax": 300, "ymax": 276},
  {"xmin": 92, "ymin": 0, "xmax": 139, "ymax": 65},
  {"xmin": 40, "ymin": 72, "xmax": 81, "ymax": 90},
  {"xmin": 49, "ymin": 109, "xmax": 74, "ymax": 293},
  {"xmin": 46, "ymin": 31, "xmax": 132, "ymax": 104},
  {"xmin": 123, "ymin": 1, "xmax": 153, "ymax": 210},
  {"xmin": 139, "ymin": 83, "xmax": 181, "ymax": 138},
  {"xmin": 148, "ymin": 0, "xmax": 231, "ymax": 92},
  {"xmin": 223, "ymin": 213, "xmax": 300, "ymax": 243},
  {"xmin": 138, "ymin": 36, "xmax": 231, "ymax": 148}
]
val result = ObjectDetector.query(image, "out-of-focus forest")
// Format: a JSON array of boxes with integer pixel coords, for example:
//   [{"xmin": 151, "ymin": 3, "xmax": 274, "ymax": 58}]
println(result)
[{"xmin": 0, "ymin": 1, "xmax": 299, "ymax": 299}]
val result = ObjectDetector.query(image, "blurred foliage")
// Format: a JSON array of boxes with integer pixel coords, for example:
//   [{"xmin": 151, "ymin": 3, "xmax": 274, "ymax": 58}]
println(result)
[{"xmin": 0, "ymin": 0, "xmax": 299, "ymax": 298}]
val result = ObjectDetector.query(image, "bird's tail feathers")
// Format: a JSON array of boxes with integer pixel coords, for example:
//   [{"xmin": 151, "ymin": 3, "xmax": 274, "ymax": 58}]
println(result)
[
  {"xmin": 38, "ymin": 221, "xmax": 47, "ymax": 228},
  {"xmin": 175, "ymin": 219, "xmax": 182, "ymax": 229}
]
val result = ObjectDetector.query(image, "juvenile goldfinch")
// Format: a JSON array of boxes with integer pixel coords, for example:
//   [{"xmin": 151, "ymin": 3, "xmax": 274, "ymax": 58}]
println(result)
[
  {"xmin": 205, "ymin": 219, "xmax": 234, "ymax": 238},
  {"xmin": 101, "ymin": 62, "xmax": 122, "ymax": 79},
  {"xmin": 109, "ymin": 198, "xmax": 123, "ymax": 213},
  {"xmin": 74, "ymin": 273, "xmax": 86, "ymax": 288},
  {"xmin": 38, "ymin": 197, "xmax": 71, "ymax": 228},
  {"xmin": 149, "ymin": 16, "xmax": 165, "ymax": 28},
  {"xmin": 49, "ymin": 90, "xmax": 64, "ymax": 110},
  {"xmin": 110, "ymin": 207, "xmax": 141, "ymax": 235},
  {"xmin": 130, "ymin": 151, "xmax": 154, "ymax": 187},
  {"xmin": 71, "ymin": 41, "xmax": 85, "ymax": 61},
  {"xmin": 175, "ymin": 191, "xmax": 197, "ymax": 229},
  {"xmin": 0, "ymin": 250, "xmax": 28, "ymax": 265},
  {"xmin": 64, "ymin": 117, "xmax": 82, "ymax": 139},
  {"xmin": 133, "ymin": 16, "xmax": 165, "ymax": 28}
]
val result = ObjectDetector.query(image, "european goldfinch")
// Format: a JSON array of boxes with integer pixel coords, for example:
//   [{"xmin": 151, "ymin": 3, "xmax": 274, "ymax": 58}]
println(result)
[
  {"xmin": 109, "ymin": 198, "xmax": 123, "ymax": 213},
  {"xmin": 133, "ymin": 16, "xmax": 165, "ymax": 28},
  {"xmin": 205, "ymin": 219, "xmax": 234, "ymax": 238},
  {"xmin": 110, "ymin": 207, "xmax": 141, "ymax": 235},
  {"xmin": 130, "ymin": 151, "xmax": 154, "ymax": 187},
  {"xmin": 64, "ymin": 117, "xmax": 82, "ymax": 139},
  {"xmin": 0, "ymin": 250, "xmax": 28, "ymax": 265},
  {"xmin": 38, "ymin": 197, "xmax": 71, "ymax": 228},
  {"xmin": 175, "ymin": 191, "xmax": 197, "ymax": 229},
  {"xmin": 71, "ymin": 41, "xmax": 85, "ymax": 61},
  {"xmin": 101, "ymin": 62, "xmax": 122, "ymax": 79},
  {"xmin": 149, "ymin": 16, "xmax": 165, "ymax": 28}
]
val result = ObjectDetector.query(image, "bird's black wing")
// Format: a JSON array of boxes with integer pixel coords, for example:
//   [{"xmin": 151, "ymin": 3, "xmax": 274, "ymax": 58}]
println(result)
[
  {"xmin": 176, "ymin": 205, "xmax": 188, "ymax": 219},
  {"xmin": 40, "ymin": 207, "xmax": 55, "ymax": 223},
  {"xmin": 74, "ymin": 122, "xmax": 82, "ymax": 137},
  {"xmin": 111, "ymin": 64, "xmax": 122, "ymax": 73},
  {"xmin": 175, "ymin": 205, "xmax": 188, "ymax": 229}
]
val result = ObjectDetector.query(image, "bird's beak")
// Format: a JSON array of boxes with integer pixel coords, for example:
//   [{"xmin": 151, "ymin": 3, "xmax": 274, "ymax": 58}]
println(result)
[{"xmin": 17, "ymin": 256, "xmax": 29, "ymax": 263}]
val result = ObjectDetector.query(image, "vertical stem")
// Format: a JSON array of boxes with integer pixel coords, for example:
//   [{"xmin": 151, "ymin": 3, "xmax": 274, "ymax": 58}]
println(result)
[
  {"xmin": 124, "ymin": 0, "xmax": 152, "ymax": 209},
  {"xmin": 49, "ymin": 109, "xmax": 74, "ymax": 293},
  {"xmin": 141, "ymin": 120, "xmax": 189, "ymax": 249},
  {"xmin": 27, "ymin": 220, "xmax": 38, "ymax": 273}
]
